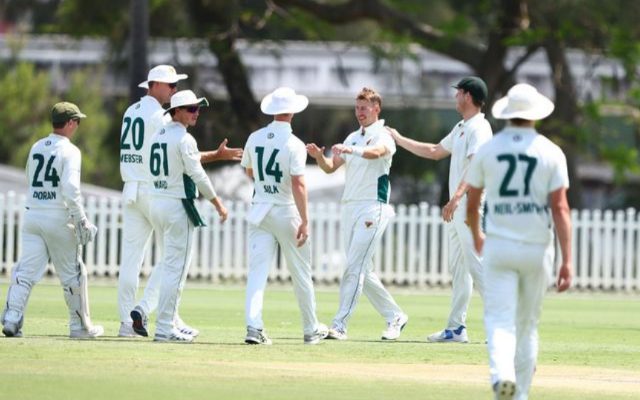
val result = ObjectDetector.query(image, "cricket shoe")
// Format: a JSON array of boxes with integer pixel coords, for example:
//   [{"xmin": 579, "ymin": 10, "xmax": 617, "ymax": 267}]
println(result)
[
  {"xmin": 381, "ymin": 313, "xmax": 409, "ymax": 340},
  {"xmin": 70, "ymin": 325, "xmax": 104, "ymax": 339},
  {"xmin": 2, "ymin": 321, "xmax": 23, "ymax": 338},
  {"xmin": 326, "ymin": 327, "xmax": 347, "ymax": 341},
  {"xmin": 426, "ymin": 325, "xmax": 469, "ymax": 343},
  {"xmin": 130, "ymin": 306, "xmax": 149, "ymax": 337},
  {"xmin": 175, "ymin": 315, "xmax": 199, "ymax": 337},
  {"xmin": 244, "ymin": 326, "xmax": 272, "ymax": 345},
  {"xmin": 118, "ymin": 322, "xmax": 142, "ymax": 338},
  {"xmin": 154, "ymin": 328, "xmax": 193, "ymax": 343},
  {"xmin": 493, "ymin": 380, "xmax": 516, "ymax": 400},
  {"xmin": 303, "ymin": 323, "xmax": 329, "ymax": 345}
]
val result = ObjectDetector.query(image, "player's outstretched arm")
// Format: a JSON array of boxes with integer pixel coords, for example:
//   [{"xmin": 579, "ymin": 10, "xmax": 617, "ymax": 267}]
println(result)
[
  {"xmin": 466, "ymin": 185, "xmax": 485, "ymax": 254},
  {"xmin": 200, "ymin": 138, "xmax": 243, "ymax": 164},
  {"xmin": 306, "ymin": 143, "xmax": 344, "ymax": 173},
  {"xmin": 550, "ymin": 187, "xmax": 573, "ymax": 292},
  {"xmin": 386, "ymin": 127, "xmax": 449, "ymax": 160}
]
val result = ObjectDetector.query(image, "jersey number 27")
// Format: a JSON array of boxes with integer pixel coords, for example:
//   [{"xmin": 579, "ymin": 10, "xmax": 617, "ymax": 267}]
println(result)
[{"xmin": 497, "ymin": 153, "xmax": 537, "ymax": 197}]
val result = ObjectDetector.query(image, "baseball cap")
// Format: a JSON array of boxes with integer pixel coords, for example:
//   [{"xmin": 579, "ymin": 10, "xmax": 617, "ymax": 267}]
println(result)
[
  {"xmin": 453, "ymin": 76, "xmax": 488, "ymax": 104},
  {"xmin": 164, "ymin": 90, "xmax": 209, "ymax": 114},
  {"xmin": 51, "ymin": 102, "xmax": 87, "ymax": 123},
  {"xmin": 138, "ymin": 65, "xmax": 188, "ymax": 89}
]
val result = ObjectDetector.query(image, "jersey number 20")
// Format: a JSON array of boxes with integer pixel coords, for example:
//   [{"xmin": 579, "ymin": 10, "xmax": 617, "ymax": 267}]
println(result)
[
  {"xmin": 255, "ymin": 146, "xmax": 283, "ymax": 183},
  {"xmin": 120, "ymin": 117, "xmax": 144, "ymax": 150},
  {"xmin": 497, "ymin": 153, "xmax": 537, "ymax": 197}
]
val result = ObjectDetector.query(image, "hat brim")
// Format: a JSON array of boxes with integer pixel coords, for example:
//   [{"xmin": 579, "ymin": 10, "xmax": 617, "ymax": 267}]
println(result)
[
  {"xmin": 138, "ymin": 73, "xmax": 188, "ymax": 89},
  {"xmin": 164, "ymin": 97, "xmax": 209, "ymax": 115},
  {"xmin": 491, "ymin": 94, "xmax": 555, "ymax": 120},
  {"xmin": 260, "ymin": 93, "xmax": 309, "ymax": 115}
]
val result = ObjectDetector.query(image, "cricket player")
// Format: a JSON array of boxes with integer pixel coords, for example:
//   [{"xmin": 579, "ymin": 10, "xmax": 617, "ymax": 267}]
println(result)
[
  {"xmin": 118, "ymin": 65, "xmax": 241, "ymax": 337},
  {"xmin": 307, "ymin": 87, "xmax": 408, "ymax": 341},
  {"xmin": 148, "ymin": 90, "xmax": 227, "ymax": 342},
  {"xmin": 2, "ymin": 102, "xmax": 103, "ymax": 339},
  {"xmin": 466, "ymin": 83, "xmax": 572, "ymax": 400},
  {"xmin": 388, "ymin": 76, "xmax": 492, "ymax": 343},
  {"xmin": 242, "ymin": 87, "xmax": 328, "ymax": 345}
]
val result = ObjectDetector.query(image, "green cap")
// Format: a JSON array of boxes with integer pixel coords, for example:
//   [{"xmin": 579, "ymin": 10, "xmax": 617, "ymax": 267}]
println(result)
[
  {"xmin": 453, "ymin": 76, "xmax": 488, "ymax": 104},
  {"xmin": 51, "ymin": 102, "xmax": 87, "ymax": 123}
]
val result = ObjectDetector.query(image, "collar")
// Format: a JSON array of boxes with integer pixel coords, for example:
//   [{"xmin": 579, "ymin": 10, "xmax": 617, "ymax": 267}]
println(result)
[
  {"xmin": 500, "ymin": 126, "xmax": 538, "ymax": 135},
  {"xmin": 360, "ymin": 119, "xmax": 385, "ymax": 136},
  {"xmin": 267, "ymin": 120, "xmax": 293, "ymax": 134},
  {"xmin": 50, "ymin": 133, "xmax": 70, "ymax": 141},
  {"xmin": 462, "ymin": 112, "xmax": 485, "ymax": 126}
]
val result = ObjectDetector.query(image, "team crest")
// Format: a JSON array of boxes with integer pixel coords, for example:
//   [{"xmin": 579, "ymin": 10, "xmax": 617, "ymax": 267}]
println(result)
[
  {"xmin": 135, "ymin": 104, "xmax": 140, "ymax": 109},
  {"xmin": 268, "ymin": 132, "xmax": 275, "ymax": 139},
  {"xmin": 513, "ymin": 135, "xmax": 522, "ymax": 142},
  {"xmin": 45, "ymin": 140, "xmax": 51, "ymax": 146},
  {"xmin": 159, "ymin": 129, "xmax": 165, "ymax": 135},
  {"xmin": 351, "ymin": 142, "xmax": 357, "ymax": 145},
  {"xmin": 365, "ymin": 221, "xmax": 373, "ymax": 228}
]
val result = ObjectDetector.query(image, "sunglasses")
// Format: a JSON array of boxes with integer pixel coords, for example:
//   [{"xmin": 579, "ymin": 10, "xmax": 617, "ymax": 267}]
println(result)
[
  {"xmin": 181, "ymin": 105, "xmax": 200, "ymax": 113},
  {"xmin": 72, "ymin": 118, "xmax": 81, "ymax": 126},
  {"xmin": 168, "ymin": 82, "xmax": 177, "ymax": 89}
]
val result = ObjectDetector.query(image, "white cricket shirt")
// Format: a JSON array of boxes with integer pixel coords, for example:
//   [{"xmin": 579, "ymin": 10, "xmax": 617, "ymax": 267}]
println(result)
[
  {"xmin": 25, "ymin": 133, "xmax": 86, "ymax": 218},
  {"xmin": 340, "ymin": 119, "xmax": 395, "ymax": 203},
  {"xmin": 120, "ymin": 95, "xmax": 170, "ymax": 183},
  {"xmin": 466, "ymin": 126, "xmax": 569, "ymax": 244},
  {"xmin": 149, "ymin": 121, "xmax": 217, "ymax": 200},
  {"xmin": 439, "ymin": 112, "xmax": 493, "ymax": 198},
  {"xmin": 241, "ymin": 121, "xmax": 306, "ymax": 205}
]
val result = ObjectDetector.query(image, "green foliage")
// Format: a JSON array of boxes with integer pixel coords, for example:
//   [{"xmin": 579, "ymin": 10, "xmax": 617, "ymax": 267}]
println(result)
[{"xmin": 0, "ymin": 63, "xmax": 54, "ymax": 166}]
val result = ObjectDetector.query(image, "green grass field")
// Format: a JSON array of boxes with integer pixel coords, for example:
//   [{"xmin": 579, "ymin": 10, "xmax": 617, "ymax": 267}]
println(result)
[{"xmin": 0, "ymin": 279, "xmax": 638, "ymax": 400}]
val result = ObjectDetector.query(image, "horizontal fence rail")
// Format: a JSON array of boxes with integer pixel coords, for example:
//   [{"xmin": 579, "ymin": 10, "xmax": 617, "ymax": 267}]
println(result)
[{"xmin": 0, "ymin": 191, "xmax": 638, "ymax": 291}]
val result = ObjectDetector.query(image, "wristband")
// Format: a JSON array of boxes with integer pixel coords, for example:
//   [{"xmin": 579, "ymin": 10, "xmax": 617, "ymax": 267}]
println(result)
[{"xmin": 350, "ymin": 146, "xmax": 365, "ymax": 157}]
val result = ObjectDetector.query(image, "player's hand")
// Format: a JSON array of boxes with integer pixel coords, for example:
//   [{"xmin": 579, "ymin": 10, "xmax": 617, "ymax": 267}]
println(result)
[
  {"xmin": 216, "ymin": 138, "xmax": 243, "ymax": 161},
  {"xmin": 386, "ymin": 127, "xmax": 400, "ymax": 141},
  {"xmin": 331, "ymin": 144, "xmax": 351, "ymax": 156},
  {"xmin": 556, "ymin": 263, "xmax": 572, "ymax": 292},
  {"xmin": 216, "ymin": 205, "xmax": 228, "ymax": 223},
  {"xmin": 296, "ymin": 222, "xmax": 309, "ymax": 247},
  {"xmin": 306, "ymin": 143, "xmax": 325, "ymax": 159},
  {"xmin": 442, "ymin": 198, "xmax": 459, "ymax": 222},
  {"xmin": 473, "ymin": 232, "xmax": 485, "ymax": 255},
  {"xmin": 72, "ymin": 216, "xmax": 97, "ymax": 245}
]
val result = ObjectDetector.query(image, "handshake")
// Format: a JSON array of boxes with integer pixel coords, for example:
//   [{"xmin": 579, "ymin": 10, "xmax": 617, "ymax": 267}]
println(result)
[{"xmin": 71, "ymin": 215, "xmax": 98, "ymax": 245}]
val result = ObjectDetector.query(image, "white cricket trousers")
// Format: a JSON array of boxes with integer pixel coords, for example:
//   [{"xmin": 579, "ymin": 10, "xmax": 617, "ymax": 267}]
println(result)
[
  {"xmin": 483, "ymin": 236, "xmax": 553, "ymax": 400},
  {"xmin": 245, "ymin": 204, "xmax": 321, "ymax": 335},
  {"xmin": 446, "ymin": 197, "xmax": 484, "ymax": 329},
  {"xmin": 117, "ymin": 183, "xmax": 163, "ymax": 322},
  {"xmin": 332, "ymin": 201, "xmax": 403, "ymax": 331},
  {"xmin": 2, "ymin": 208, "xmax": 86, "ymax": 330},
  {"xmin": 149, "ymin": 197, "xmax": 195, "ymax": 336}
]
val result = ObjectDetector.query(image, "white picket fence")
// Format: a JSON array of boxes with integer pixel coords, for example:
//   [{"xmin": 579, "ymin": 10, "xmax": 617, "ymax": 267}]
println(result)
[{"xmin": 0, "ymin": 191, "xmax": 639, "ymax": 291}]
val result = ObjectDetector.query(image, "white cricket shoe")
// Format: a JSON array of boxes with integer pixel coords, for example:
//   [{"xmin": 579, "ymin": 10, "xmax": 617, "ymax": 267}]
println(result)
[
  {"xmin": 70, "ymin": 325, "xmax": 104, "ymax": 339},
  {"xmin": 2, "ymin": 321, "xmax": 23, "ymax": 338},
  {"xmin": 118, "ymin": 322, "xmax": 142, "ymax": 338},
  {"xmin": 493, "ymin": 380, "xmax": 516, "ymax": 400},
  {"xmin": 426, "ymin": 325, "xmax": 469, "ymax": 343},
  {"xmin": 175, "ymin": 315, "xmax": 199, "ymax": 337},
  {"xmin": 326, "ymin": 327, "xmax": 348, "ymax": 341},
  {"xmin": 304, "ymin": 323, "xmax": 329, "ymax": 345},
  {"xmin": 381, "ymin": 313, "xmax": 409, "ymax": 340},
  {"xmin": 154, "ymin": 328, "xmax": 194, "ymax": 343},
  {"xmin": 244, "ymin": 326, "xmax": 272, "ymax": 345},
  {"xmin": 130, "ymin": 306, "xmax": 149, "ymax": 337}
]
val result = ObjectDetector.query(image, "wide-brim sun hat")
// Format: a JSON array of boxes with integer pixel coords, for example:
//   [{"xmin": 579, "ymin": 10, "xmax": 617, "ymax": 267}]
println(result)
[
  {"xmin": 138, "ymin": 65, "xmax": 188, "ymax": 89},
  {"xmin": 164, "ymin": 90, "xmax": 209, "ymax": 114},
  {"xmin": 260, "ymin": 87, "xmax": 309, "ymax": 115},
  {"xmin": 492, "ymin": 83, "xmax": 555, "ymax": 120}
]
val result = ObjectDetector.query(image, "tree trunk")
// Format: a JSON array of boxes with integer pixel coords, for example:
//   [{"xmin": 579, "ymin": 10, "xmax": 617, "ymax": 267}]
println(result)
[{"xmin": 129, "ymin": 0, "xmax": 148, "ymax": 104}]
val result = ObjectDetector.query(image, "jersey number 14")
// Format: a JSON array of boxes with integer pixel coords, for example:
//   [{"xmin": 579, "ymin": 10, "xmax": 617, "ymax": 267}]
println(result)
[{"xmin": 255, "ymin": 146, "xmax": 283, "ymax": 183}]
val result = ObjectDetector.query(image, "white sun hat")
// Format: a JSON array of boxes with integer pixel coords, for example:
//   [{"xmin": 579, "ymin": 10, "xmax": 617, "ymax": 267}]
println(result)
[
  {"xmin": 492, "ymin": 83, "xmax": 555, "ymax": 121},
  {"xmin": 138, "ymin": 65, "xmax": 188, "ymax": 89},
  {"xmin": 260, "ymin": 87, "xmax": 309, "ymax": 115},
  {"xmin": 164, "ymin": 90, "xmax": 209, "ymax": 114}
]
